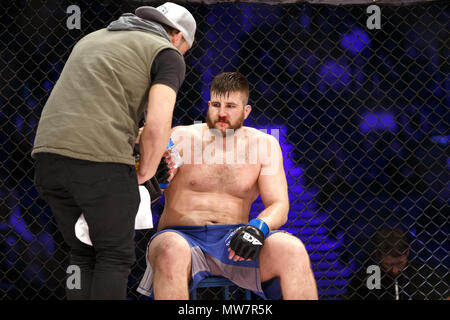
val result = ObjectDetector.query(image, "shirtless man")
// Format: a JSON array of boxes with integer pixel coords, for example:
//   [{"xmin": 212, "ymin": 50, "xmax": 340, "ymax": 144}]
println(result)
[{"xmin": 137, "ymin": 72, "xmax": 318, "ymax": 300}]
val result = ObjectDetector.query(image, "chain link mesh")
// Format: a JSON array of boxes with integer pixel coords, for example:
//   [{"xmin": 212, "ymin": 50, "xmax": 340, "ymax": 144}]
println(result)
[{"xmin": 0, "ymin": 0, "xmax": 448, "ymax": 300}]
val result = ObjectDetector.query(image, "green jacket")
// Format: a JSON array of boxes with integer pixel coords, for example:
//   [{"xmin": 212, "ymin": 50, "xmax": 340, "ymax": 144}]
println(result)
[{"xmin": 32, "ymin": 26, "xmax": 180, "ymax": 165}]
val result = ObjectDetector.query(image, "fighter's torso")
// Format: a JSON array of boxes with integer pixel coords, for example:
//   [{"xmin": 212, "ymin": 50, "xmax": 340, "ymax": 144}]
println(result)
[{"xmin": 158, "ymin": 124, "xmax": 264, "ymax": 229}]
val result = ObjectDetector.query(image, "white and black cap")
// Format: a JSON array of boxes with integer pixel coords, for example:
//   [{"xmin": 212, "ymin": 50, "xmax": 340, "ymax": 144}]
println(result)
[{"xmin": 135, "ymin": 2, "xmax": 196, "ymax": 48}]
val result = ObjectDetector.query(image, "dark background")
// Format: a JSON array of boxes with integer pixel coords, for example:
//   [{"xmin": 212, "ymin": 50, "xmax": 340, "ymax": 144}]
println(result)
[{"xmin": 0, "ymin": 0, "xmax": 448, "ymax": 299}]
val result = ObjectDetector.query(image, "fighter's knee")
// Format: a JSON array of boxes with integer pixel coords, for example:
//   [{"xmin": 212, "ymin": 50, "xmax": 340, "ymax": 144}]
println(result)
[
  {"xmin": 264, "ymin": 233, "xmax": 310, "ymax": 266},
  {"xmin": 149, "ymin": 233, "xmax": 191, "ymax": 272},
  {"xmin": 289, "ymin": 238, "xmax": 311, "ymax": 266}
]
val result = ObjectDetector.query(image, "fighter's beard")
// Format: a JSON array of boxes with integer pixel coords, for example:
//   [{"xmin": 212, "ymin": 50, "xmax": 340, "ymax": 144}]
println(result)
[{"xmin": 206, "ymin": 113, "xmax": 244, "ymax": 137}]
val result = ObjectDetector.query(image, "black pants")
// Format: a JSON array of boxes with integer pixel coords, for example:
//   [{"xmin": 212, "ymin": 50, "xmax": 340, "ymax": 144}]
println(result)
[{"xmin": 34, "ymin": 153, "xmax": 140, "ymax": 300}]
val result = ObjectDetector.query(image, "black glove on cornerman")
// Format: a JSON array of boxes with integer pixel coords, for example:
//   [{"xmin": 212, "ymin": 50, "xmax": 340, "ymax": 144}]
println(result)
[
  {"xmin": 155, "ymin": 157, "xmax": 170, "ymax": 188},
  {"xmin": 144, "ymin": 157, "xmax": 171, "ymax": 203},
  {"xmin": 134, "ymin": 144, "xmax": 169, "ymax": 203},
  {"xmin": 144, "ymin": 177, "xmax": 162, "ymax": 204},
  {"xmin": 229, "ymin": 219, "xmax": 270, "ymax": 260}
]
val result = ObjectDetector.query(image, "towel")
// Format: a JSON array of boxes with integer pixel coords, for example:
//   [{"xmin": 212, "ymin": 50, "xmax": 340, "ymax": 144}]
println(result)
[{"xmin": 75, "ymin": 186, "xmax": 153, "ymax": 246}]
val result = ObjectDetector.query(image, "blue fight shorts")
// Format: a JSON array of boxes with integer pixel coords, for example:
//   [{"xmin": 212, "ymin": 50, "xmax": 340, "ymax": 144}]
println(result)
[{"xmin": 137, "ymin": 224, "xmax": 282, "ymax": 299}]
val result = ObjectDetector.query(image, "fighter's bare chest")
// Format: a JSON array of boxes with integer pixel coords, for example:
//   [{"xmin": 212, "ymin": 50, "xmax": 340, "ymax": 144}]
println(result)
[
  {"xmin": 180, "ymin": 163, "xmax": 260, "ymax": 196},
  {"xmin": 175, "ymin": 131, "xmax": 262, "ymax": 195}
]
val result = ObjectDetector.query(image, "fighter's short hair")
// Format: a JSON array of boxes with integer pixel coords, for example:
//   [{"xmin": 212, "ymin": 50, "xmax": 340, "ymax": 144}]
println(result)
[{"xmin": 210, "ymin": 72, "xmax": 249, "ymax": 104}]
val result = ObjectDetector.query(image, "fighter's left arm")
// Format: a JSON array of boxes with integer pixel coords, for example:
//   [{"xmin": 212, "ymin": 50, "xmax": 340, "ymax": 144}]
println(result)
[
  {"xmin": 255, "ymin": 134, "xmax": 289, "ymax": 231},
  {"xmin": 228, "ymin": 135, "xmax": 289, "ymax": 261}
]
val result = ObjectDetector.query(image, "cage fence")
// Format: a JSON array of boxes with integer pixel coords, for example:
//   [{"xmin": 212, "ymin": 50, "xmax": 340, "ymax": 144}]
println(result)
[{"xmin": 0, "ymin": 0, "xmax": 448, "ymax": 300}]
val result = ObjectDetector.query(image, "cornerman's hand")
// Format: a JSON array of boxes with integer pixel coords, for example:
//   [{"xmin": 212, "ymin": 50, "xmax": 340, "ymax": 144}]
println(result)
[
  {"xmin": 155, "ymin": 156, "xmax": 170, "ymax": 187},
  {"xmin": 156, "ymin": 151, "xmax": 178, "ymax": 188}
]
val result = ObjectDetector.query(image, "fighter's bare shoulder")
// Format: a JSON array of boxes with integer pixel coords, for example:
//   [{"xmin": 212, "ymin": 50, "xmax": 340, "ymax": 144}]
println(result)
[
  {"xmin": 171, "ymin": 123, "xmax": 201, "ymax": 143},
  {"xmin": 242, "ymin": 126, "xmax": 280, "ymax": 146},
  {"xmin": 172, "ymin": 123, "xmax": 203, "ymax": 135},
  {"xmin": 171, "ymin": 124, "xmax": 279, "ymax": 148},
  {"xmin": 242, "ymin": 126, "xmax": 268, "ymax": 137}
]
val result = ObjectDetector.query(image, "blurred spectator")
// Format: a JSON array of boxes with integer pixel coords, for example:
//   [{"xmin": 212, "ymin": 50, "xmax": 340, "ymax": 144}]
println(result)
[{"xmin": 346, "ymin": 227, "xmax": 449, "ymax": 300}]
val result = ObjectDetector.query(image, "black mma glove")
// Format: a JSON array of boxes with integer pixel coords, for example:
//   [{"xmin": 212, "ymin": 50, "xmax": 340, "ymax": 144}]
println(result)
[
  {"xmin": 229, "ymin": 219, "xmax": 270, "ymax": 260},
  {"xmin": 144, "ymin": 177, "xmax": 162, "ymax": 204},
  {"xmin": 134, "ymin": 144, "xmax": 170, "ymax": 203},
  {"xmin": 144, "ymin": 157, "xmax": 172, "ymax": 203},
  {"xmin": 155, "ymin": 157, "xmax": 170, "ymax": 189}
]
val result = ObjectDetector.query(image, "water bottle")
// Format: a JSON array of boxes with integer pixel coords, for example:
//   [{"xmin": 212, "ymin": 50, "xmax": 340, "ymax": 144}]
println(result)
[
  {"xmin": 159, "ymin": 137, "xmax": 182, "ymax": 189},
  {"xmin": 133, "ymin": 137, "xmax": 182, "ymax": 171},
  {"xmin": 167, "ymin": 137, "xmax": 183, "ymax": 169}
]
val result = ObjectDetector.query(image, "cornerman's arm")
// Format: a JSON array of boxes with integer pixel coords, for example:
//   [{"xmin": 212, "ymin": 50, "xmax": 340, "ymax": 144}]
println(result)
[{"xmin": 137, "ymin": 84, "xmax": 177, "ymax": 185}]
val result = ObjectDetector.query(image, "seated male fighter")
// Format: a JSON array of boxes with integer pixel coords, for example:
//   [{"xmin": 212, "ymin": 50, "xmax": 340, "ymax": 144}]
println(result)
[{"xmin": 137, "ymin": 72, "xmax": 318, "ymax": 300}]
